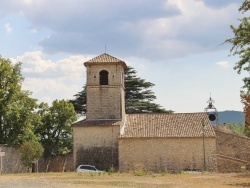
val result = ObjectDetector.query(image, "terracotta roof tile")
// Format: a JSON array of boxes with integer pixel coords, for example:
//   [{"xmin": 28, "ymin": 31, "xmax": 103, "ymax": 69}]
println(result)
[
  {"xmin": 84, "ymin": 53, "xmax": 127, "ymax": 69},
  {"xmin": 85, "ymin": 53, "xmax": 123, "ymax": 63},
  {"xmin": 119, "ymin": 113, "xmax": 215, "ymax": 138},
  {"xmin": 72, "ymin": 119, "xmax": 122, "ymax": 127}
]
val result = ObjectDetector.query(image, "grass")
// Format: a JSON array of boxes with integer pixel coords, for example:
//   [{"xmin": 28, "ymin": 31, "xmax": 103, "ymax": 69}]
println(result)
[{"xmin": 0, "ymin": 172, "xmax": 250, "ymax": 188}]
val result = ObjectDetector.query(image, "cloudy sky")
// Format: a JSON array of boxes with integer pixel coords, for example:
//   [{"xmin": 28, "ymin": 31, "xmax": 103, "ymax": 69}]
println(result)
[{"xmin": 0, "ymin": 0, "xmax": 247, "ymax": 114}]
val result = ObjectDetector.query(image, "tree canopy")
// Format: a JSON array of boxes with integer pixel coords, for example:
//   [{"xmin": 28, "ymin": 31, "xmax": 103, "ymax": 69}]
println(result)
[
  {"xmin": 70, "ymin": 66, "xmax": 172, "ymax": 116},
  {"xmin": 226, "ymin": 0, "xmax": 250, "ymax": 137},
  {"xmin": 0, "ymin": 56, "xmax": 39, "ymax": 145},
  {"xmin": 125, "ymin": 66, "xmax": 172, "ymax": 114},
  {"xmin": 35, "ymin": 100, "xmax": 77, "ymax": 159},
  {"xmin": 19, "ymin": 141, "xmax": 44, "ymax": 171},
  {"xmin": 226, "ymin": 0, "xmax": 250, "ymax": 90}
]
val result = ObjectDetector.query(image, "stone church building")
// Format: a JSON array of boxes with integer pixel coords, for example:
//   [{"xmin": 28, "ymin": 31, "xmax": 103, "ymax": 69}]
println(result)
[{"xmin": 72, "ymin": 53, "xmax": 250, "ymax": 173}]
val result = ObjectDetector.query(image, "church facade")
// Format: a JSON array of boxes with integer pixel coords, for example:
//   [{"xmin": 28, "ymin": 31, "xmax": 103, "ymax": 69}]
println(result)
[{"xmin": 72, "ymin": 53, "xmax": 250, "ymax": 173}]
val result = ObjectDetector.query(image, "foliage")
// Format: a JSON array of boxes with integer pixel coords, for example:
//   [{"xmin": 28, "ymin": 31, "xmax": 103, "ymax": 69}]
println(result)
[
  {"xmin": 241, "ymin": 94, "xmax": 250, "ymax": 137},
  {"xmin": 227, "ymin": 122, "xmax": 250, "ymax": 138},
  {"xmin": 108, "ymin": 165, "xmax": 116, "ymax": 174},
  {"xmin": 227, "ymin": 123, "xmax": 245, "ymax": 135},
  {"xmin": 70, "ymin": 66, "xmax": 172, "ymax": 116},
  {"xmin": 69, "ymin": 86, "xmax": 86, "ymax": 115},
  {"xmin": 225, "ymin": 0, "xmax": 250, "ymax": 90},
  {"xmin": 125, "ymin": 66, "xmax": 172, "ymax": 114},
  {"xmin": 35, "ymin": 100, "xmax": 77, "ymax": 159},
  {"xmin": 0, "ymin": 56, "xmax": 39, "ymax": 145},
  {"xmin": 19, "ymin": 141, "xmax": 44, "ymax": 170}
]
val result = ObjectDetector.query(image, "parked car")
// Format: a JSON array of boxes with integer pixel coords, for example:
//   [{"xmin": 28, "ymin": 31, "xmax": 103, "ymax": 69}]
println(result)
[{"xmin": 76, "ymin": 165, "xmax": 104, "ymax": 172}]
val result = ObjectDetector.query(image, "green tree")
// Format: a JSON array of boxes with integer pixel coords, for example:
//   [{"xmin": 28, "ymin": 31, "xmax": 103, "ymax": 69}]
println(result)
[
  {"xmin": 226, "ymin": 1, "xmax": 250, "ymax": 138},
  {"xmin": 125, "ymin": 66, "xmax": 172, "ymax": 114},
  {"xmin": 70, "ymin": 66, "xmax": 172, "ymax": 116},
  {"xmin": 19, "ymin": 141, "xmax": 44, "ymax": 171},
  {"xmin": 227, "ymin": 122, "xmax": 250, "ymax": 137},
  {"xmin": 227, "ymin": 122, "xmax": 245, "ymax": 135},
  {"xmin": 69, "ymin": 86, "xmax": 86, "ymax": 115},
  {"xmin": 226, "ymin": 0, "xmax": 250, "ymax": 90},
  {"xmin": 35, "ymin": 100, "xmax": 77, "ymax": 169},
  {"xmin": 0, "ymin": 56, "xmax": 39, "ymax": 145}
]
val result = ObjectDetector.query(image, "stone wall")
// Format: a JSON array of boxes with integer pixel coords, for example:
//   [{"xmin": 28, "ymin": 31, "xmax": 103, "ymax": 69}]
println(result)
[
  {"xmin": 76, "ymin": 146, "xmax": 118, "ymax": 171},
  {"xmin": 73, "ymin": 125, "xmax": 120, "ymax": 170},
  {"xmin": 37, "ymin": 153, "xmax": 74, "ymax": 172},
  {"xmin": 86, "ymin": 86, "xmax": 124, "ymax": 119},
  {"xmin": 119, "ymin": 137, "xmax": 217, "ymax": 173},
  {"xmin": 214, "ymin": 128, "xmax": 250, "ymax": 172},
  {"xmin": 86, "ymin": 64, "xmax": 124, "ymax": 86},
  {"xmin": 217, "ymin": 154, "xmax": 248, "ymax": 173},
  {"xmin": 0, "ymin": 145, "xmax": 74, "ymax": 173},
  {"xmin": 0, "ymin": 145, "xmax": 27, "ymax": 174}
]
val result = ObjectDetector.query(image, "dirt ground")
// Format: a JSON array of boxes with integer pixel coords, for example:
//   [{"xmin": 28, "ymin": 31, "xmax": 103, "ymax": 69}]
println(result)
[{"xmin": 0, "ymin": 172, "xmax": 249, "ymax": 188}]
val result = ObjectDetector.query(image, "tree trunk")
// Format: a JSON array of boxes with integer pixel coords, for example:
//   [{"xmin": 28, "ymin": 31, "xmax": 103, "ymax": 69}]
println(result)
[
  {"xmin": 62, "ymin": 155, "xmax": 68, "ymax": 172},
  {"xmin": 45, "ymin": 158, "xmax": 51, "ymax": 172}
]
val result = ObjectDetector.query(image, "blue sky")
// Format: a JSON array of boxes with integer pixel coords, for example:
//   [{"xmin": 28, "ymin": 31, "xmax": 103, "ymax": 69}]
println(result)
[{"xmin": 0, "ymin": 0, "xmax": 247, "ymax": 113}]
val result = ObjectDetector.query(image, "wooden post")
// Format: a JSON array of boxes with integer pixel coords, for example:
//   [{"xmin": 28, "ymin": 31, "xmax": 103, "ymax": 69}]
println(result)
[{"xmin": 0, "ymin": 152, "xmax": 5, "ymax": 174}]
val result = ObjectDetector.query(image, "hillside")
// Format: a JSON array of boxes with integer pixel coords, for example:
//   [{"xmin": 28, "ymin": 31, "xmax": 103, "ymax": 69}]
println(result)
[{"xmin": 216, "ymin": 111, "xmax": 245, "ymax": 124}]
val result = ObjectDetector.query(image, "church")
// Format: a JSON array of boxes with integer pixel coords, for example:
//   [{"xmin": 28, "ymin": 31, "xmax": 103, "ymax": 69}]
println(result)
[{"xmin": 72, "ymin": 53, "xmax": 250, "ymax": 173}]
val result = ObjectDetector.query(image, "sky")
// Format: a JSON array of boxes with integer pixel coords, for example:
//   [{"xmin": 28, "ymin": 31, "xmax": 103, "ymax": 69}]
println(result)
[{"xmin": 0, "ymin": 0, "xmax": 247, "ymax": 113}]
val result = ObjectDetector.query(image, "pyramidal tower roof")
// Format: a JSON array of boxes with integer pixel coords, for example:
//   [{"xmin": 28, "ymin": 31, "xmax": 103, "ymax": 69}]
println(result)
[{"xmin": 84, "ymin": 53, "xmax": 127, "ymax": 69}]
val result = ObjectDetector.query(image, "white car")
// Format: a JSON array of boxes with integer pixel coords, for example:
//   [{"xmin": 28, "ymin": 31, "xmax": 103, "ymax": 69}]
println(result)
[{"xmin": 76, "ymin": 165, "xmax": 104, "ymax": 172}]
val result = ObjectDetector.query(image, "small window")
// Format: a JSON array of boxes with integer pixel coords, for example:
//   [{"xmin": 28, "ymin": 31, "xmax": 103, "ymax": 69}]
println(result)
[
  {"xmin": 99, "ymin": 70, "xmax": 109, "ymax": 85},
  {"xmin": 89, "ymin": 166, "xmax": 97, "ymax": 171},
  {"xmin": 80, "ymin": 165, "xmax": 87, "ymax": 169}
]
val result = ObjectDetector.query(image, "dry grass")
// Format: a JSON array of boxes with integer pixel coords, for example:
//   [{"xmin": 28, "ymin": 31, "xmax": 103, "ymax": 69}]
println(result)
[{"xmin": 0, "ymin": 172, "xmax": 250, "ymax": 188}]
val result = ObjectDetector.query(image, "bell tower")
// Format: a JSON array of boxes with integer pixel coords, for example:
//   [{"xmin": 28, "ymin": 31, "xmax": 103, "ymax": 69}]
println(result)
[{"xmin": 84, "ymin": 53, "xmax": 127, "ymax": 120}]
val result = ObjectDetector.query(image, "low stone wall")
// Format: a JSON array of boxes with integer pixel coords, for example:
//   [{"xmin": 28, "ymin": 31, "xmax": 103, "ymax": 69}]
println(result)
[
  {"xmin": 0, "ymin": 145, "xmax": 27, "ymax": 174},
  {"xmin": 0, "ymin": 145, "xmax": 74, "ymax": 173},
  {"xmin": 217, "ymin": 154, "xmax": 248, "ymax": 173},
  {"xmin": 214, "ymin": 128, "xmax": 250, "ymax": 172},
  {"xmin": 38, "ymin": 153, "xmax": 74, "ymax": 172}
]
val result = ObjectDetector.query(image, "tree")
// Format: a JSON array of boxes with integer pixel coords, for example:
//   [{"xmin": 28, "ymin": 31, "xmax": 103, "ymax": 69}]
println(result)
[
  {"xmin": 35, "ymin": 99, "xmax": 77, "ymax": 170},
  {"xmin": 227, "ymin": 122, "xmax": 245, "ymax": 135},
  {"xmin": 125, "ymin": 66, "xmax": 172, "ymax": 114},
  {"xmin": 19, "ymin": 141, "xmax": 44, "ymax": 171},
  {"xmin": 226, "ymin": 1, "xmax": 250, "ymax": 137},
  {"xmin": 241, "ymin": 94, "xmax": 250, "ymax": 137},
  {"xmin": 0, "ymin": 56, "xmax": 39, "ymax": 145},
  {"xmin": 226, "ymin": 0, "xmax": 250, "ymax": 90},
  {"xmin": 70, "ymin": 66, "xmax": 172, "ymax": 116},
  {"xmin": 69, "ymin": 86, "xmax": 86, "ymax": 115}
]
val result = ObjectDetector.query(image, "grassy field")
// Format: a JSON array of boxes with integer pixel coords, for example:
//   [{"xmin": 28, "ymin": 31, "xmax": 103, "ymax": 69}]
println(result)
[{"xmin": 0, "ymin": 172, "xmax": 249, "ymax": 188}]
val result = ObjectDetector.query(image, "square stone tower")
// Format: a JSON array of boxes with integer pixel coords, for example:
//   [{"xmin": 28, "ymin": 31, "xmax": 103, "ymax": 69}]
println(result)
[
  {"xmin": 72, "ymin": 53, "xmax": 127, "ymax": 170},
  {"xmin": 84, "ymin": 53, "xmax": 127, "ymax": 120}
]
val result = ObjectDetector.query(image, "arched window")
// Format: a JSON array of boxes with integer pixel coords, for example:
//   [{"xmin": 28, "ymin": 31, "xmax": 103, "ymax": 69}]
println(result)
[{"xmin": 99, "ymin": 70, "xmax": 109, "ymax": 85}]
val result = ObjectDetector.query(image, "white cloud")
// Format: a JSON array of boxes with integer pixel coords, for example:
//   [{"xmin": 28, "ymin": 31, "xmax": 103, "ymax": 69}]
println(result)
[
  {"xmin": 22, "ymin": 0, "xmax": 33, "ymax": 5},
  {"xmin": 216, "ymin": 61, "xmax": 230, "ymax": 69},
  {"xmin": 4, "ymin": 23, "xmax": 12, "ymax": 34},
  {"xmin": 30, "ymin": 28, "xmax": 37, "ymax": 33},
  {"xmin": 0, "ymin": 0, "xmax": 241, "ymax": 61},
  {"xmin": 12, "ymin": 51, "xmax": 90, "ymax": 104}
]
